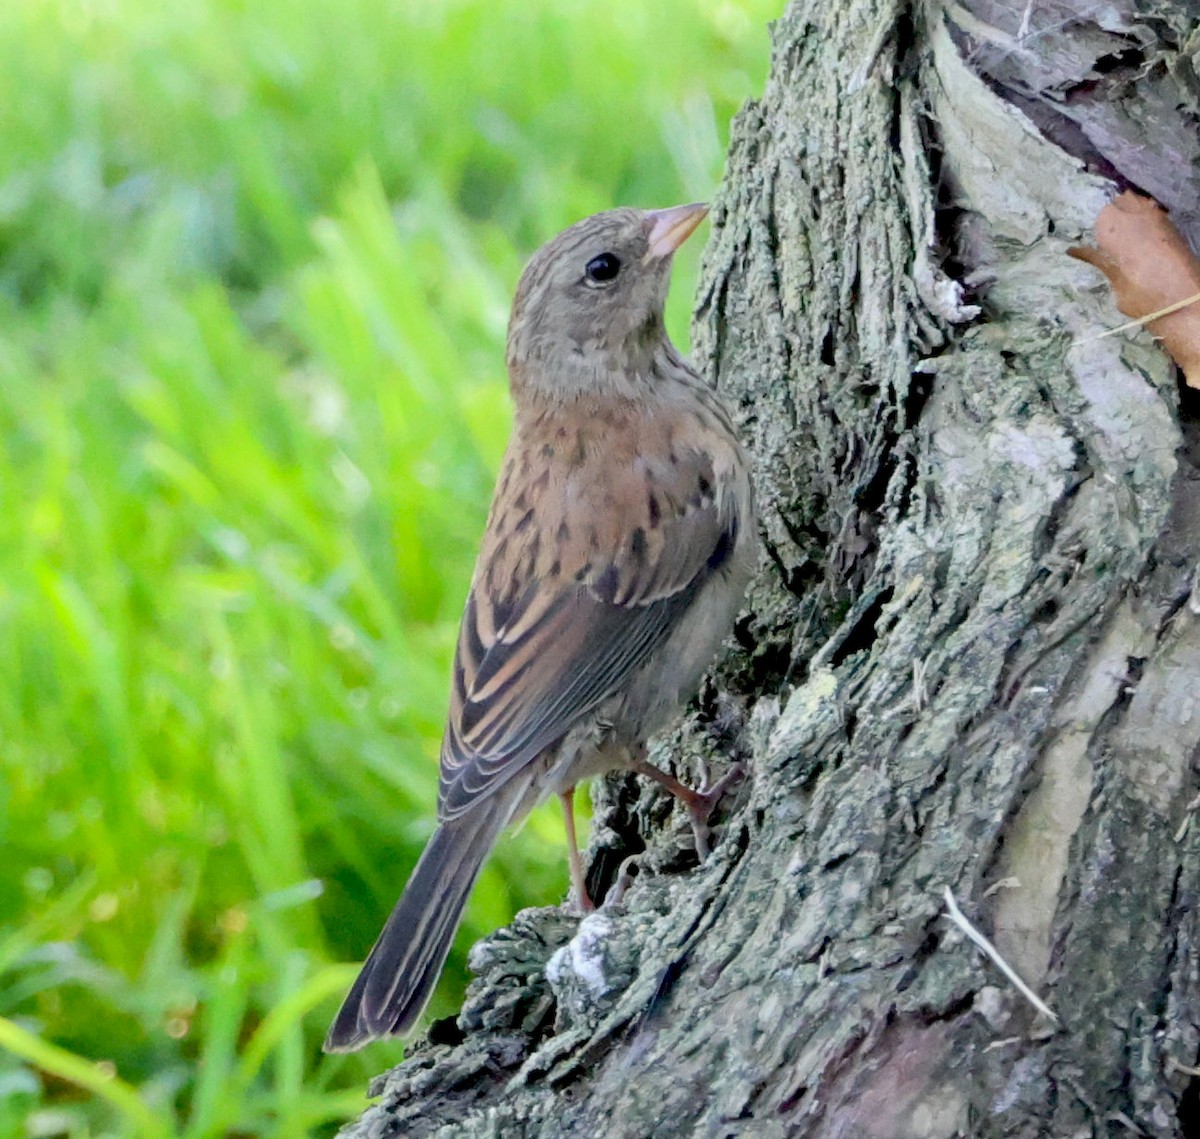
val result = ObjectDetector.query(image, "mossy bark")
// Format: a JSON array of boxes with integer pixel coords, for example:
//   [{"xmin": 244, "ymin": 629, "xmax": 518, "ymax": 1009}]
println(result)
[{"xmin": 342, "ymin": 2, "xmax": 1200, "ymax": 1135}]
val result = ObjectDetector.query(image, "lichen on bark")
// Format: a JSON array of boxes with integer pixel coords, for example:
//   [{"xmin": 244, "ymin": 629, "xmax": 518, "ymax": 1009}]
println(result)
[{"xmin": 341, "ymin": 2, "xmax": 1200, "ymax": 1136}]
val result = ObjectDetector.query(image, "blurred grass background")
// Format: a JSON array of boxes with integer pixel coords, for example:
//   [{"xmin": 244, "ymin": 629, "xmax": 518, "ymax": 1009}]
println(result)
[{"xmin": 0, "ymin": 0, "xmax": 774, "ymax": 1134}]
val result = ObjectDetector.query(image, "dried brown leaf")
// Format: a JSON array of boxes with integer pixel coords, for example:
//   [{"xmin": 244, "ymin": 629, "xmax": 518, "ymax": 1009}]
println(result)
[{"xmin": 1069, "ymin": 191, "xmax": 1200, "ymax": 387}]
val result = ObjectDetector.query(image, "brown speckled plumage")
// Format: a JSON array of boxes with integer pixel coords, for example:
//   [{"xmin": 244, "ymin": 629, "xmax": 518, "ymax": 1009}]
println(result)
[{"xmin": 326, "ymin": 204, "xmax": 755, "ymax": 1052}]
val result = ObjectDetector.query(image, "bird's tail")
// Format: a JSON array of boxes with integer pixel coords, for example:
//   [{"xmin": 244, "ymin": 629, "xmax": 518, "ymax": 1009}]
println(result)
[{"xmin": 324, "ymin": 803, "xmax": 510, "ymax": 1052}]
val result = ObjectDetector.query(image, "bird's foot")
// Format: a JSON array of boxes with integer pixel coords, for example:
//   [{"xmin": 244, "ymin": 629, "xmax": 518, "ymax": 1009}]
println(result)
[
  {"xmin": 600, "ymin": 853, "xmax": 642, "ymax": 909},
  {"xmin": 631, "ymin": 757, "xmax": 746, "ymax": 860},
  {"xmin": 676, "ymin": 762, "xmax": 746, "ymax": 858}
]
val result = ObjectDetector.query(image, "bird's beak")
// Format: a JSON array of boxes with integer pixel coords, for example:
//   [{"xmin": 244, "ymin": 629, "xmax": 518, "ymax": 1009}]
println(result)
[{"xmin": 644, "ymin": 202, "xmax": 709, "ymax": 260}]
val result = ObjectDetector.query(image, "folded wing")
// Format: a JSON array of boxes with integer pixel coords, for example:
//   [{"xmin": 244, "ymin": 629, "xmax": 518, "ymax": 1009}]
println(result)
[{"xmin": 438, "ymin": 430, "xmax": 740, "ymax": 821}]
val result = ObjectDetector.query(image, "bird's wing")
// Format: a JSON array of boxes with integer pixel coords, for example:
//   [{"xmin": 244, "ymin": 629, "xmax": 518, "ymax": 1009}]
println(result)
[{"xmin": 437, "ymin": 413, "xmax": 742, "ymax": 821}]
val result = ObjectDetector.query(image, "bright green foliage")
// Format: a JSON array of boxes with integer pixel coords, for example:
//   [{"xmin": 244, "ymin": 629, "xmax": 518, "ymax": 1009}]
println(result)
[{"xmin": 0, "ymin": 1, "xmax": 773, "ymax": 1134}]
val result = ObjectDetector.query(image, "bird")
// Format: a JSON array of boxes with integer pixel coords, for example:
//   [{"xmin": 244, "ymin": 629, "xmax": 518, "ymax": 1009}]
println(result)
[{"xmin": 324, "ymin": 202, "xmax": 755, "ymax": 1052}]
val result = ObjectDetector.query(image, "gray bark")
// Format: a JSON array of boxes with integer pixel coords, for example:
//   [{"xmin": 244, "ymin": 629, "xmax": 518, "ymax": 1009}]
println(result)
[{"xmin": 342, "ymin": 2, "xmax": 1200, "ymax": 1136}]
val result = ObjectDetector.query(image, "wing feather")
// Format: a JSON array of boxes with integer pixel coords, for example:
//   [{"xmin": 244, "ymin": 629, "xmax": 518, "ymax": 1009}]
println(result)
[{"xmin": 437, "ymin": 400, "xmax": 745, "ymax": 821}]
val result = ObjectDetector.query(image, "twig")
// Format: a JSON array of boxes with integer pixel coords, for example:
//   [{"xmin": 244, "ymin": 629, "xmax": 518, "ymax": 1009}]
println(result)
[
  {"xmin": 1174, "ymin": 793, "xmax": 1200, "ymax": 843},
  {"xmin": 1071, "ymin": 289, "xmax": 1200, "ymax": 346},
  {"xmin": 942, "ymin": 886, "xmax": 1060, "ymax": 1023},
  {"xmin": 1168, "ymin": 1055, "xmax": 1200, "ymax": 1078},
  {"xmin": 1107, "ymin": 1110, "xmax": 1147, "ymax": 1135},
  {"xmin": 982, "ymin": 876, "xmax": 1021, "ymax": 900},
  {"xmin": 1189, "ymin": 562, "xmax": 1200, "ymax": 618},
  {"xmin": 911, "ymin": 658, "xmax": 929, "ymax": 713}
]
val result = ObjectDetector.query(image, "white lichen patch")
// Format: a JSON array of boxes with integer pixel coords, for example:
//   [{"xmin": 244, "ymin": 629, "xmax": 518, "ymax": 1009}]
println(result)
[
  {"xmin": 544, "ymin": 911, "xmax": 637, "ymax": 1034},
  {"xmin": 547, "ymin": 913, "xmax": 614, "ymax": 1000}
]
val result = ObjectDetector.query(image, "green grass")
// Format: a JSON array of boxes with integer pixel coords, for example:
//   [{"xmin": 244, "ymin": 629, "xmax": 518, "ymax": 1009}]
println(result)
[{"xmin": 0, "ymin": 0, "xmax": 774, "ymax": 1134}]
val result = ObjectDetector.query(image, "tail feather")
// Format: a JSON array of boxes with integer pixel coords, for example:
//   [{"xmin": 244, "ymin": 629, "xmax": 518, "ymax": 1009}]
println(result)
[{"xmin": 324, "ymin": 805, "xmax": 508, "ymax": 1052}]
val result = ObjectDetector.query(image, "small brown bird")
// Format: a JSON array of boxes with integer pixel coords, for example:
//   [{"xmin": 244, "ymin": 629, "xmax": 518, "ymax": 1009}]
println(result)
[{"xmin": 324, "ymin": 203, "xmax": 755, "ymax": 1052}]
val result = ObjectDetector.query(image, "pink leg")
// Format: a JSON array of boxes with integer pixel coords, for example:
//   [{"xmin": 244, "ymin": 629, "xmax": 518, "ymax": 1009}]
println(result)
[
  {"xmin": 630, "ymin": 757, "xmax": 745, "ymax": 858},
  {"xmin": 559, "ymin": 788, "xmax": 595, "ymax": 913}
]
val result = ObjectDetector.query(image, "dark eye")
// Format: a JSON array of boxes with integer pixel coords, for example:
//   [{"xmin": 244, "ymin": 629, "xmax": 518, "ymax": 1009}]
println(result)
[{"xmin": 584, "ymin": 252, "xmax": 621, "ymax": 284}]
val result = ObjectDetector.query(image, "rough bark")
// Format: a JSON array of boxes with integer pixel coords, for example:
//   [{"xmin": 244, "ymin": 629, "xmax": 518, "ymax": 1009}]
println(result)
[{"xmin": 342, "ymin": 2, "xmax": 1200, "ymax": 1136}]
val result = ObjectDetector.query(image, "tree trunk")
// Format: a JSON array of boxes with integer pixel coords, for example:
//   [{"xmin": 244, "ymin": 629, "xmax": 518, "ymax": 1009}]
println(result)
[{"xmin": 342, "ymin": 2, "xmax": 1200, "ymax": 1135}]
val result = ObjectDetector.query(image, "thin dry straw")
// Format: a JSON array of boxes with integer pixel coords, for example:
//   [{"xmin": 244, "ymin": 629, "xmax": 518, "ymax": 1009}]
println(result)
[
  {"xmin": 942, "ymin": 886, "xmax": 1059, "ymax": 1024},
  {"xmin": 1073, "ymin": 289, "xmax": 1200, "ymax": 346}
]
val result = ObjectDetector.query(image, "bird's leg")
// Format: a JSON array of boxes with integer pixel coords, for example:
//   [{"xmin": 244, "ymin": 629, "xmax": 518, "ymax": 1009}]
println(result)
[
  {"xmin": 601, "ymin": 853, "xmax": 641, "ymax": 910},
  {"xmin": 630, "ymin": 755, "xmax": 745, "ymax": 859},
  {"xmin": 559, "ymin": 787, "xmax": 595, "ymax": 913}
]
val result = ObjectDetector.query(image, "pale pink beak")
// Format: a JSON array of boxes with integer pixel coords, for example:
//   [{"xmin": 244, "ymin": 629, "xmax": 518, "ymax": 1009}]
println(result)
[{"xmin": 644, "ymin": 202, "xmax": 709, "ymax": 260}]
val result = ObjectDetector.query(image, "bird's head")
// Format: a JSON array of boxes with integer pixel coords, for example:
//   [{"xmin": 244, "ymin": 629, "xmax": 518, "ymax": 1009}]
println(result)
[{"xmin": 505, "ymin": 203, "xmax": 708, "ymax": 398}]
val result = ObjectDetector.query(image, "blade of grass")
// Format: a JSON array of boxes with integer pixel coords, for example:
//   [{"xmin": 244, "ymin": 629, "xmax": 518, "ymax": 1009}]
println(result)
[{"xmin": 0, "ymin": 1017, "xmax": 173, "ymax": 1139}]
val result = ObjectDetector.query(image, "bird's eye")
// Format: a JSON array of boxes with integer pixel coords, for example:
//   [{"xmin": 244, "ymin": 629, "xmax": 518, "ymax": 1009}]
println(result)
[{"xmin": 584, "ymin": 252, "xmax": 621, "ymax": 285}]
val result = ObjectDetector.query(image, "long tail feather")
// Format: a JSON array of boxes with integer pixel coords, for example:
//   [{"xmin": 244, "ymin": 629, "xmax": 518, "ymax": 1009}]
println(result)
[{"xmin": 324, "ymin": 804, "xmax": 509, "ymax": 1052}]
